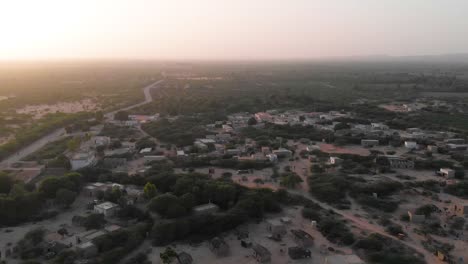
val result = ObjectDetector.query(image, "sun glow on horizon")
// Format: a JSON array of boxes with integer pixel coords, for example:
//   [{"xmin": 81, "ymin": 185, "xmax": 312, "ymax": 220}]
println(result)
[{"xmin": 1, "ymin": 0, "xmax": 468, "ymax": 60}]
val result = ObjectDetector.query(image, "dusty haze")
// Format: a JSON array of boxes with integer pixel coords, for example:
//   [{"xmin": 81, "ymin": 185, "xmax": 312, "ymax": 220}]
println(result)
[{"xmin": 1, "ymin": 0, "xmax": 468, "ymax": 60}]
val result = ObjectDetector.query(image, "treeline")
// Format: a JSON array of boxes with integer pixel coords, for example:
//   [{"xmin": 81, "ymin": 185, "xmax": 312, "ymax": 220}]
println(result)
[
  {"xmin": 0, "ymin": 172, "xmax": 83, "ymax": 225},
  {"xmin": 0, "ymin": 112, "xmax": 95, "ymax": 160}
]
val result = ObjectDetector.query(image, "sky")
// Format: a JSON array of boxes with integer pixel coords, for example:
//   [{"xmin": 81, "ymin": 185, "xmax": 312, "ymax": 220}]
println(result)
[{"xmin": 1, "ymin": 0, "xmax": 468, "ymax": 60}]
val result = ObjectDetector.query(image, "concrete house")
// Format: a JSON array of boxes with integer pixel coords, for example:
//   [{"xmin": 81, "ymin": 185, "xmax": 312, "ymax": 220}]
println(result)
[
  {"xmin": 453, "ymin": 204, "xmax": 468, "ymax": 216},
  {"xmin": 70, "ymin": 153, "xmax": 96, "ymax": 171},
  {"xmin": 361, "ymin": 139, "xmax": 379, "ymax": 147},
  {"xmin": 253, "ymin": 244, "xmax": 271, "ymax": 263},
  {"xmin": 76, "ymin": 241, "xmax": 98, "ymax": 258},
  {"xmin": 408, "ymin": 210, "xmax": 425, "ymax": 223},
  {"xmin": 272, "ymin": 148, "xmax": 292, "ymax": 158},
  {"xmin": 439, "ymin": 168, "xmax": 455, "ymax": 179},
  {"xmin": 404, "ymin": 141, "xmax": 418, "ymax": 150},
  {"xmin": 290, "ymin": 229, "xmax": 314, "ymax": 247},
  {"xmin": 266, "ymin": 219, "xmax": 287, "ymax": 240},
  {"xmin": 94, "ymin": 201, "xmax": 119, "ymax": 217},
  {"xmin": 193, "ymin": 203, "xmax": 219, "ymax": 215},
  {"xmin": 329, "ymin": 156, "xmax": 343, "ymax": 165}
]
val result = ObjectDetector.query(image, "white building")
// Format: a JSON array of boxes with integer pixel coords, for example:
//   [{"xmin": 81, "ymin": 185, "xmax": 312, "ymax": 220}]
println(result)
[
  {"xmin": 404, "ymin": 141, "xmax": 418, "ymax": 150},
  {"xmin": 94, "ymin": 201, "xmax": 119, "ymax": 217},
  {"xmin": 329, "ymin": 156, "xmax": 343, "ymax": 165},
  {"xmin": 272, "ymin": 148, "xmax": 292, "ymax": 158},
  {"xmin": 71, "ymin": 153, "xmax": 96, "ymax": 171},
  {"xmin": 439, "ymin": 168, "xmax": 455, "ymax": 179}
]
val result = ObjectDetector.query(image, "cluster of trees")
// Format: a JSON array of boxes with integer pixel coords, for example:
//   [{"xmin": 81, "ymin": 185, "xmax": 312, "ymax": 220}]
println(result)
[
  {"xmin": 38, "ymin": 172, "xmax": 82, "ymax": 208},
  {"xmin": 142, "ymin": 117, "xmax": 211, "ymax": 146},
  {"xmin": 241, "ymin": 123, "xmax": 334, "ymax": 142},
  {"xmin": 354, "ymin": 233, "xmax": 425, "ymax": 264},
  {"xmin": 151, "ymin": 188, "xmax": 282, "ymax": 245},
  {"xmin": 0, "ymin": 173, "xmax": 44, "ymax": 225}
]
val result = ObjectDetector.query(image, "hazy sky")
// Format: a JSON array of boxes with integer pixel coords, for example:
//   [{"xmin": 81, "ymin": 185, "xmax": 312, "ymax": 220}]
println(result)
[{"xmin": 1, "ymin": 0, "xmax": 468, "ymax": 60}]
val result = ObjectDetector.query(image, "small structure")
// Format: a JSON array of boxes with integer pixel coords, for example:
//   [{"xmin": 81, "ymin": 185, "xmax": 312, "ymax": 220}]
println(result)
[
  {"xmin": 76, "ymin": 241, "xmax": 98, "ymax": 258},
  {"xmin": 404, "ymin": 141, "xmax": 418, "ymax": 150},
  {"xmin": 453, "ymin": 204, "xmax": 468, "ymax": 216},
  {"xmin": 288, "ymin": 246, "xmax": 311, "ymax": 260},
  {"xmin": 94, "ymin": 201, "xmax": 119, "ymax": 217},
  {"xmin": 209, "ymin": 237, "xmax": 229, "ymax": 257},
  {"xmin": 380, "ymin": 155, "xmax": 414, "ymax": 169},
  {"xmin": 408, "ymin": 210, "xmax": 425, "ymax": 223},
  {"xmin": 325, "ymin": 254, "xmax": 365, "ymax": 264},
  {"xmin": 139, "ymin": 148, "xmax": 152, "ymax": 154},
  {"xmin": 104, "ymin": 224, "xmax": 121, "ymax": 233},
  {"xmin": 252, "ymin": 244, "xmax": 271, "ymax": 263},
  {"xmin": 272, "ymin": 148, "xmax": 292, "ymax": 158},
  {"xmin": 70, "ymin": 153, "xmax": 96, "ymax": 171},
  {"xmin": 177, "ymin": 251, "xmax": 193, "ymax": 264},
  {"xmin": 361, "ymin": 139, "xmax": 379, "ymax": 147},
  {"xmin": 290, "ymin": 229, "xmax": 314, "ymax": 247},
  {"xmin": 193, "ymin": 203, "xmax": 219, "ymax": 215},
  {"xmin": 144, "ymin": 155, "xmax": 166, "ymax": 163},
  {"xmin": 427, "ymin": 145, "xmax": 438, "ymax": 153},
  {"xmin": 329, "ymin": 156, "xmax": 343, "ymax": 165},
  {"xmin": 439, "ymin": 168, "xmax": 455, "ymax": 179},
  {"xmin": 266, "ymin": 219, "xmax": 286, "ymax": 240}
]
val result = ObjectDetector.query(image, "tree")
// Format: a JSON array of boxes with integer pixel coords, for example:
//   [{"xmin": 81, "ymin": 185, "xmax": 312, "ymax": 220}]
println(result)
[
  {"xmin": 247, "ymin": 117, "xmax": 257, "ymax": 126},
  {"xmin": 179, "ymin": 193, "xmax": 195, "ymax": 210},
  {"xmin": 115, "ymin": 111, "xmax": 129, "ymax": 121},
  {"xmin": 148, "ymin": 193, "xmax": 187, "ymax": 218},
  {"xmin": 66, "ymin": 137, "xmax": 81, "ymax": 152},
  {"xmin": 0, "ymin": 172, "xmax": 13, "ymax": 194},
  {"xmin": 143, "ymin": 182, "xmax": 157, "ymax": 199},
  {"xmin": 280, "ymin": 172, "xmax": 303, "ymax": 188},
  {"xmin": 160, "ymin": 247, "xmax": 177, "ymax": 264},
  {"xmin": 55, "ymin": 188, "xmax": 77, "ymax": 208}
]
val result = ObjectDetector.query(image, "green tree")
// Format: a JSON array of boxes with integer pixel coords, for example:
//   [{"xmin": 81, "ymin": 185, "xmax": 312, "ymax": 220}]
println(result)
[
  {"xmin": 247, "ymin": 117, "xmax": 257, "ymax": 126},
  {"xmin": 0, "ymin": 172, "xmax": 13, "ymax": 194},
  {"xmin": 143, "ymin": 182, "xmax": 157, "ymax": 199},
  {"xmin": 280, "ymin": 172, "xmax": 303, "ymax": 188},
  {"xmin": 55, "ymin": 188, "xmax": 77, "ymax": 208},
  {"xmin": 115, "ymin": 111, "xmax": 129, "ymax": 121},
  {"xmin": 160, "ymin": 247, "xmax": 177, "ymax": 264}
]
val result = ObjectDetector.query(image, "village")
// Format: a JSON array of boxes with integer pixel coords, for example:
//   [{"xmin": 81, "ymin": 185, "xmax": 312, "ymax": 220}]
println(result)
[{"xmin": 0, "ymin": 93, "xmax": 467, "ymax": 264}]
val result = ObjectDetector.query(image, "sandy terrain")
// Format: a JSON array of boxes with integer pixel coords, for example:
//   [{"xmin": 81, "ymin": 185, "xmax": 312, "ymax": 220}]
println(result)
[{"xmin": 16, "ymin": 99, "xmax": 100, "ymax": 119}]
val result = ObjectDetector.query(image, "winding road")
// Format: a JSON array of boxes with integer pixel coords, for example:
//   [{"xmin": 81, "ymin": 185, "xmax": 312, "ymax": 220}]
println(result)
[{"xmin": 0, "ymin": 79, "xmax": 164, "ymax": 168}]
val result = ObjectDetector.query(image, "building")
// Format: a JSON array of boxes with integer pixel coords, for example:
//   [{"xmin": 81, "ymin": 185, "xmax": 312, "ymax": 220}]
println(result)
[
  {"xmin": 209, "ymin": 237, "xmax": 229, "ymax": 257},
  {"xmin": 329, "ymin": 156, "xmax": 343, "ymax": 165},
  {"xmin": 193, "ymin": 203, "xmax": 219, "ymax": 215},
  {"xmin": 139, "ymin": 148, "xmax": 153, "ymax": 154},
  {"xmin": 439, "ymin": 168, "xmax": 455, "ymax": 179},
  {"xmin": 266, "ymin": 154, "xmax": 278, "ymax": 163},
  {"xmin": 288, "ymin": 247, "xmax": 311, "ymax": 260},
  {"xmin": 371, "ymin": 123, "xmax": 389, "ymax": 130},
  {"xmin": 361, "ymin": 139, "xmax": 379, "ymax": 147},
  {"xmin": 427, "ymin": 145, "xmax": 438, "ymax": 153},
  {"xmin": 272, "ymin": 148, "xmax": 292, "ymax": 158},
  {"xmin": 266, "ymin": 219, "xmax": 286, "ymax": 240},
  {"xmin": 404, "ymin": 141, "xmax": 418, "ymax": 150},
  {"xmin": 453, "ymin": 204, "xmax": 468, "ymax": 216},
  {"xmin": 445, "ymin": 138, "xmax": 465, "ymax": 144},
  {"xmin": 290, "ymin": 229, "xmax": 314, "ymax": 247},
  {"xmin": 252, "ymin": 244, "xmax": 271, "ymax": 263},
  {"xmin": 92, "ymin": 136, "xmax": 111, "ymax": 147},
  {"xmin": 325, "ymin": 254, "xmax": 365, "ymax": 264},
  {"xmin": 378, "ymin": 155, "xmax": 414, "ymax": 169},
  {"xmin": 70, "ymin": 153, "xmax": 96, "ymax": 171},
  {"xmin": 94, "ymin": 201, "xmax": 119, "ymax": 217},
  {"xmin": 408, "ymin": 210, "xmax": 425, "ymax": 223},
  {"xmin": 76, "ymin": 241, "xmax": 98, "ymax": 258},
  {"xmin": 144, "ymin": 155, "xmax": 166, "ymax": 163}
]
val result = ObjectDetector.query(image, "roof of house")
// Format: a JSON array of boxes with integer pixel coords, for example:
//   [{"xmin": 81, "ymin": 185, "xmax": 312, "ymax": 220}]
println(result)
[
  {"xmin": 95, "ymin": 201, "xmax": 119, "ymax": 210},
  {"xmin": 253, "ymin": 244, "xmax": 271, "ymax": 257}
]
